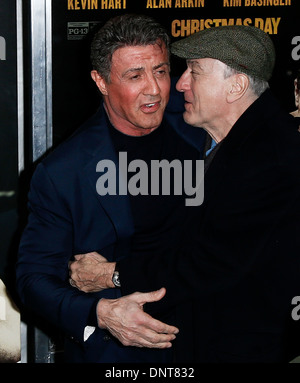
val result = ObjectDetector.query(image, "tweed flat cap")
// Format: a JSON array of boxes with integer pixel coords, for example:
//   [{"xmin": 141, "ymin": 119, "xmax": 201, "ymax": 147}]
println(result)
[{"xmin": 171, "ymin": 25, "xmax": 275, "ymax": 81}]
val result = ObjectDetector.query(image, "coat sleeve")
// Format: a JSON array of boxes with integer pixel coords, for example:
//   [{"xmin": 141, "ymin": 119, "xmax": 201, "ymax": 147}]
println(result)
[{"xmin": 16, "ymin": 163, "xmax": 101, "ymax": 343}]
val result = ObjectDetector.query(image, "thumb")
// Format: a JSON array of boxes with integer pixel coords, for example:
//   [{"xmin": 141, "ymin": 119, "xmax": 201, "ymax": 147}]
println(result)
[
  {"xmin": 139, "ymin": 287, "xmax": 166, "ymax": 305},
  {"xmin": 74, "ymin": 254, "xmax": 85, "ymax": 260}
]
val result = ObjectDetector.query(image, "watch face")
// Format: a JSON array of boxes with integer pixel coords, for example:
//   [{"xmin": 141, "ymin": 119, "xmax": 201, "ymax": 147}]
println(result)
[{"xmin": 112, "ymin": 271, "xmax": 121, "ymax": 288}]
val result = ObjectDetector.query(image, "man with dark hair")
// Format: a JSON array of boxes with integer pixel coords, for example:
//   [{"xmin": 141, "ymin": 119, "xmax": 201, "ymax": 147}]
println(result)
[{"xmin": 16, "ymin": 14, "xmax": 205, "ymax": 363}]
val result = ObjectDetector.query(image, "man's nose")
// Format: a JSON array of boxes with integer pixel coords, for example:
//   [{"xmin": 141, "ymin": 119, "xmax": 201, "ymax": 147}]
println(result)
[
  {"xmin": 176, "ymin": 70, "xmax": 190, "ymax": 92},
  {"xmin": 144, "ymin": 74, "xmax": 160, "ymax": 95}
]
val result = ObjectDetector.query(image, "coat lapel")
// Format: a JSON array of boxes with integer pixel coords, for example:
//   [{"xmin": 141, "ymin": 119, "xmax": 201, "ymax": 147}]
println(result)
[{"xmin": 80, "ymin": 106, "xmax": 134, "ymax": 259}]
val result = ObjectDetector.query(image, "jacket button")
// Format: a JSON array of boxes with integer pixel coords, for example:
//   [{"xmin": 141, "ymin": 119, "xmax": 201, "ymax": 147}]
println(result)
[{"xmin": 103, "ymin": 335, "xmax": 111, "ymax": 341}]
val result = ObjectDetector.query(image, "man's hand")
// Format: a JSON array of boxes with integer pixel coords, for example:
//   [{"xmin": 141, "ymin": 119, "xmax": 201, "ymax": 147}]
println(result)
[
  {"xmin": 97, "ymin": 287, "xmax": 179, "ymax": 348},
  {"xmin": 69, "ymin": 252, "xmax": 115, "ymax": 292}
]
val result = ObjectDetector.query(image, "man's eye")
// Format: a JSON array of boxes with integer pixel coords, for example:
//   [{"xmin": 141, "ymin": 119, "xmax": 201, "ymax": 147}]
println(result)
[
  {"xmin": 130, "ymin": 75, "xmax": 140, "ymax": 80},
  {"xmin": 191, "ymin": 71, "xmax": 200, "ymax": 79}
]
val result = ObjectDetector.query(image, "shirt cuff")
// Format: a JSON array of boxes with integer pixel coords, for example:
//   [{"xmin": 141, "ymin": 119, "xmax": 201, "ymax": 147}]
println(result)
[{"xmin": 84, "ymin": 326, "xmax": 96, "ymax": 341}]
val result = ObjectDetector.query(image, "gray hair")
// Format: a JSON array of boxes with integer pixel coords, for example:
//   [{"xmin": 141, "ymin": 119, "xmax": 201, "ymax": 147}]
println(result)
[
  {"xmin": 90, "ymin": 14, "xmax": 170, "ymax": 82},
  {"xmin": 223, "ymin": 65, "xmax": 269, "ymax": 97}
]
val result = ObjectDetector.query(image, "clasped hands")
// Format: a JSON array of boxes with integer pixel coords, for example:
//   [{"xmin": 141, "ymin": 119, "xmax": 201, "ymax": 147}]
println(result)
[{"xmin": 68, "ymin": 252, "xmax": 179, "ymax": 348}]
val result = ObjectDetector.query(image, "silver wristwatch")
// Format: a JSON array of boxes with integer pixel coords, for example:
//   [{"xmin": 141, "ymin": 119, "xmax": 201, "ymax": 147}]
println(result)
[{"xmin": 112, "ymin": 264, "xmax": 121, "ymax": 288}]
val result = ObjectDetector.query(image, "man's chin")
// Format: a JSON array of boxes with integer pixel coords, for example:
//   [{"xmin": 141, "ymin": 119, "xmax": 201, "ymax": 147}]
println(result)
[
  {"xmin": 183, "ymin": 111, "xmax": 194, "ymax": 125},
  {"xmin": 142, "ymin": 114, "xmax": 164, "ymax": 129}
]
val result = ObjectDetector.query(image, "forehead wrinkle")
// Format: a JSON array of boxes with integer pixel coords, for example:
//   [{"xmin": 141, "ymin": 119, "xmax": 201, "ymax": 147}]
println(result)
[
  {"xmin": 121, "ymin": 61, "xmax": 170, "ymax": 78},
  {"xmin": 154, "ymin": 62, "xmax": 170, "ymax": 70},
  {"xmin": 122, "ymin": 67, "xmax": 144, "ymax": 77},
  {"xmin": 187, "ymin": 59, "xmax": 203, "ymax": 69}
]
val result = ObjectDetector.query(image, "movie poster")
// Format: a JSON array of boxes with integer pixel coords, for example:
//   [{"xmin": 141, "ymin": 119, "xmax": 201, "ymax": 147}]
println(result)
[{"xmin": 51, "ymin": 0, "xmax": 300, "ymax": 144}]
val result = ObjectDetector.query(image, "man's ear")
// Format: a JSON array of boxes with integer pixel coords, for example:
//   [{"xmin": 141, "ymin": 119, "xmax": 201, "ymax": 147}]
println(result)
[
  {"xmin": 227, "ymin": 73, "xmax": 249, "ymax": 103},
  {"xmin": 91, "ymin": 70, "xmax": 108, "ymax": 96}
]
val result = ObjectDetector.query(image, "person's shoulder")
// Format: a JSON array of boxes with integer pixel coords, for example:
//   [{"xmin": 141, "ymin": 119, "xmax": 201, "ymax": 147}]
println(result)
[
  {"xmin": 271, "ymin": 108, "xmax": 300, "ymax": 139},
  {"xmin": 262, "ymin": 92, "xmax": 299, "ymax": 140},
  {"xmin": 268, "ymin": 111, "xmax": 300, "ymax": 168},
  {"xmin": 41, "ymin": 108, "xmax": 106, "ymax": 173}
]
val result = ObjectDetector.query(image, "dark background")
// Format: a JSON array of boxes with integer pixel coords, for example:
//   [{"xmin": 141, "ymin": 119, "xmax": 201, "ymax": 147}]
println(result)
[{"xmin": 0, "ymin": 1, "xmax": 18, "ymax": 282}]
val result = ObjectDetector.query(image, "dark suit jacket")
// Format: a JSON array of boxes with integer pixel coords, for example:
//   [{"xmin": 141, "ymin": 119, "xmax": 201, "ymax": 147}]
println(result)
[
  {"xmin": 16, "ymin": 99, "xmax": 206, "ymax": 362},
  {"xmin": 118, "ymin": 90, "xmax": 300, "ymax": 362}
]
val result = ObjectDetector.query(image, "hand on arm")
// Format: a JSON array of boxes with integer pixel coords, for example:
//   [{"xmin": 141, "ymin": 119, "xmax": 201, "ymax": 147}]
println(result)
[
  {"xmin": 97, "ymin": 287, "xmax": 179, "ymax": 348},
  {"xmin": 69, "ymin": 253, "xmax": 179, "ymax": 347},
  {"xmin": 69, "ymin": 252, "xmax": 115, "ymax": 292}
]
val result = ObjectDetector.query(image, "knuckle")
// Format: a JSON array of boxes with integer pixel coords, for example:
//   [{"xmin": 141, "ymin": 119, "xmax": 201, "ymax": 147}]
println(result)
[
  {"xmin": 132, "ymin": 315, "xmax": 143, "ymax": 325},
  {"xmin": 152, "ymin": 334, "xmax": 161, "ymax": 343},
  {"xmin": 122, "ymin": 338, "xmax": 132, "ymax": 347},
  {"xmin": 126, "ymin": 332, "xmax": 135, "ymax": 342}
]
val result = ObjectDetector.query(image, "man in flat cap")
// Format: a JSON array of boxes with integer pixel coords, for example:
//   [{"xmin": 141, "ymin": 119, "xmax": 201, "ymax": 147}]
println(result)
[{"xmin": 69, "ymin": 25, "xmax": 300, "ymax": 362}]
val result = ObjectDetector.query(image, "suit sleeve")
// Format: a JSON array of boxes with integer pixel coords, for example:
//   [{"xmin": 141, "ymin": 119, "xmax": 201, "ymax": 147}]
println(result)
[{"xmin": 16, "ymin": 163, "xmax": 101, "ymax": 343}]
